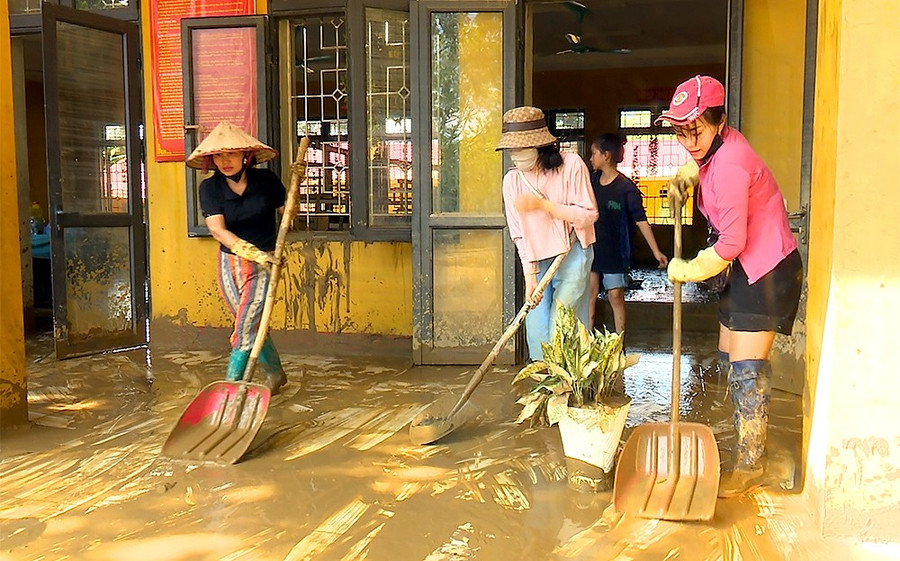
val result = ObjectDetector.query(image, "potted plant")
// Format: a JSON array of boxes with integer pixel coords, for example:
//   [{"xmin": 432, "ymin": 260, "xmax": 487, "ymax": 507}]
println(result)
[{"xmin": 513, "ymin": 305, "xmax": 637, "ymax": 491}]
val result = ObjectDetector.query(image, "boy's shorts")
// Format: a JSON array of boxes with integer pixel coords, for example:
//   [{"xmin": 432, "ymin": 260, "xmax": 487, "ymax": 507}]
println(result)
[{"xmin": 600, "ymin": 272, "xmax": 628, "ymax": 291}]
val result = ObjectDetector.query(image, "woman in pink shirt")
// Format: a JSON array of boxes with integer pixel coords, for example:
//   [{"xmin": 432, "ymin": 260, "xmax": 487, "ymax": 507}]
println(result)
[
  {"xmin": 659, "ymin": 75, "xmax": 803, "ymax": 497},
  {"xmin": 497, "ymin": 106, "xmax": 599, "ymax": 361}
]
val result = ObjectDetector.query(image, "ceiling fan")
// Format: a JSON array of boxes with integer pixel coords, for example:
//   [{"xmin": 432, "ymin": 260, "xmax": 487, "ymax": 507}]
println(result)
[{"xmin": 555, "ymin": 1, "xmax": 631, "ymax": 56}]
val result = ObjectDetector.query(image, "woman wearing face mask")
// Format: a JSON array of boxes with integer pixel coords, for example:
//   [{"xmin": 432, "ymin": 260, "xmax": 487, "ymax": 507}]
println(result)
[
  {"xmin": 187, "ymin": 121, "xmax": 289, "ymax": 394},
  {"xmin": 659, "ymin": 76, "xmax": 803, "ymax": 497},
  {"xmin": 588, "ymin": 132, "xmax": 668, "ymax": 334},
  {"xmin": 497, "ymin": 106, "xmax": 599, "ymax": 361}
]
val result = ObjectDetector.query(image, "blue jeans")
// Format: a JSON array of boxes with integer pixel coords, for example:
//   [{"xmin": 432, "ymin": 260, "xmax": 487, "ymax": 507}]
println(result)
[{"xmin": 525, "ymin": 243, "xmax": 594, "ymax": 361}]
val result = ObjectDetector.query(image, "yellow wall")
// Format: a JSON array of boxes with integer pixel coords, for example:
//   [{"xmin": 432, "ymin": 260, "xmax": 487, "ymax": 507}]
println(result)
[
  {"xmin": 741, "ymin": 0, "xmax": 806, "ymax": 209},
  {"xmin": 141, "ymin": 5, "xmax": 412, "ymax": 347},
  {"xmin": 803, "ymin": 0, "xmax": 839, "ymax": 525},
  {"xmin": 0, "ymin": 0, "xmax": 28, "ymax": 427},
  {"xmin": 805, "ymin": 0, "xmax": 900, "ymax": 540}
]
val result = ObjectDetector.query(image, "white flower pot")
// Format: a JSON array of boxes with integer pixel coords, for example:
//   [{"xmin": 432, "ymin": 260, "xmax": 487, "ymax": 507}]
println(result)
[{"xmin": 557, "ymin": 394, "xmax": 631, "ymax": 479}]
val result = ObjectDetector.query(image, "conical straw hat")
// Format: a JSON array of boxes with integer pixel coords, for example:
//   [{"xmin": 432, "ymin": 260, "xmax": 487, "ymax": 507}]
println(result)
[
  {"xmin": 495, "ymin": 106, "xmax": 557, "ymax": 151},
  {"xmin": 185, "ymin": 121, "xmax": 277, "ymax": 169}
]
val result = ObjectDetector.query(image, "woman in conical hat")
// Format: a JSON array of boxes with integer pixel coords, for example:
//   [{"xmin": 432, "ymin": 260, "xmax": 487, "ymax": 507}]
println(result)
[
  {"xmin": 189, "ymin": 121, "xmax": 288, "ymax": 394},
  {"xmin": 496, "ymin": 106, "xmax": 599, "ymax": 362}
]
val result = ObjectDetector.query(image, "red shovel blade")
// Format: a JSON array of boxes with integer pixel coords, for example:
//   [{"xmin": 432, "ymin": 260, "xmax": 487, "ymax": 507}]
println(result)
[{"xmin": 161, "ymin": 380, "xmax": 271, "ymax": 464}]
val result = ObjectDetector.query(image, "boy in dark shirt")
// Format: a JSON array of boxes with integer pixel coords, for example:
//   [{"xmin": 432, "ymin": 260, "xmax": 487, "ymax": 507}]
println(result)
[{"xmin": 589, "ymin": 133, "xmax": 667, "ymax": 333}]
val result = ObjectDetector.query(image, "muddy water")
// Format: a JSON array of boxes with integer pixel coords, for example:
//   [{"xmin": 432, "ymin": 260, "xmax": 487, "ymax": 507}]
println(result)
[{"xmin": 0, "ymin": 333, "xmax": 875, "ymax": 560}]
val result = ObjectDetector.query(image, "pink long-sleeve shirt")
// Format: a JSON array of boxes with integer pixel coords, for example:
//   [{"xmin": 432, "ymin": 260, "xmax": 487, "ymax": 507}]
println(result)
[
  {"xmin": 502, "ymin": 152, "xmax": 599, "ymax": 275},
  {"xmin": 698, "ymin": 127, "xmax": 797, "ymax": 284}
]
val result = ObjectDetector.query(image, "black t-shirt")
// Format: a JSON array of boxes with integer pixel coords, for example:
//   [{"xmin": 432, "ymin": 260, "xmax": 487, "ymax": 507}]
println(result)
[
  {"xmin": 199, "ymin": 167, "xmax": 286, "ymax": 252},
  {"xmin": 591, "ymin": 172, "xmax": 647, "ymax": 273}
]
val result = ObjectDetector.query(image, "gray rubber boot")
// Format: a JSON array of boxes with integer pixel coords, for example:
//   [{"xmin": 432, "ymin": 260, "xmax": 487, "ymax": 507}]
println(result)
[
  {"xmin": 719, "ymin": 359, "xmax": 771, "ymax": 498},
  {"xmin": 716, "ymin": 350, "xmax": 730, "ymax": 380}
]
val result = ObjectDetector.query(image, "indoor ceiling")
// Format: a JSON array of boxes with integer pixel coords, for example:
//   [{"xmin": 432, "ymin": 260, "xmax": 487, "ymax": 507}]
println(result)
[{"xmin": 530, "ymin": 0, "xmax": 728, "ymax": 72}]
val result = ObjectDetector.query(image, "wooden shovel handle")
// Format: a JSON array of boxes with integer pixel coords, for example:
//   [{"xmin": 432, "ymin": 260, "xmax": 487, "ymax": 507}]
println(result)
[
  {"xmin": 447, "ymin": 231, "xmax": 578, "ymax": 419},
  {"xmin": 671, "ymin": 201, "xmax": 682, "ymax": 422},
  {"xmin": 243, "ymin": 138, "xmax": 311, "ymax": 383}
]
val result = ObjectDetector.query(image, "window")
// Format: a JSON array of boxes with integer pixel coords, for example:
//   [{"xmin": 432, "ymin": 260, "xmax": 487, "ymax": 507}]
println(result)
[
  {"xmin": 279, "ymin": 8, "xmax": 412, "ymax": 235},
  {"xmin": 366, "ymin": 9, "xmax": 412, "ymax": 227},
  {"xmin": 284, "ymin": 15, "xmax": 351, "ymax": 231},
  {"xmin": 618, "ymin": 107, "xmax": 693, "ymax": 226},
  {"xmin": 547, "ymin": 109, "xmax": 585, "ymax": 156}
]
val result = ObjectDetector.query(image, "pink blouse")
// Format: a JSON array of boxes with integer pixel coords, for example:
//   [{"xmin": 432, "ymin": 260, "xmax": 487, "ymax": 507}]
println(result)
[
  {"xmin": 698, "ymin": 127, "xmax": 798, "ymax": 284},
  {"xmin": 502, "ymin": 152, "xmax": 599, "ymax": 275}
]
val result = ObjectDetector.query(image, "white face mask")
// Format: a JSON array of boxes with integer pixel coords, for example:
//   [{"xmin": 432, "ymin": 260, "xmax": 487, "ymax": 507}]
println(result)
[{"xmin": 510, "ymin": 148, "xmax": 538, "ymax": 172}]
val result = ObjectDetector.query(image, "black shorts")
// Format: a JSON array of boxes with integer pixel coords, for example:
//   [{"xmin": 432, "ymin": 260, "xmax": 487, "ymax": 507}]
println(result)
[{"xmin": 719, "ymin": 250, "xmax": 803, "ymax": 335}]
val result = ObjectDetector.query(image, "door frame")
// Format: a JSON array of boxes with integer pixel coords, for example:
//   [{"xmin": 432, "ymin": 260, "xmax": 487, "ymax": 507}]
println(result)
[
  {"xmin": 410, "ymin": 0, "xmax": 519, "ymax": 364},
  {"xmin": 42, "ymin": 3, "xmax": 147, "ymax": 358}
]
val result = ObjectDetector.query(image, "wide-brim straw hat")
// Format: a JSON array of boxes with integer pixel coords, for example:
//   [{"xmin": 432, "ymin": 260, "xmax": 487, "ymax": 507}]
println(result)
[
  {"xmin": 495, "ymin": 106, "xmax": 557, "ymax": 150},
  {"xmin": 185, "ymin": 121, "xmax": 277, "ymax": 169}
]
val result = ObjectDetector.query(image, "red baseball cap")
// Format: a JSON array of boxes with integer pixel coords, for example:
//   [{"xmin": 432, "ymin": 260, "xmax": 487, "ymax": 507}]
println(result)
[{"xmin": 655, "ymin": 75, "xmax": 726, "ymax": 125}]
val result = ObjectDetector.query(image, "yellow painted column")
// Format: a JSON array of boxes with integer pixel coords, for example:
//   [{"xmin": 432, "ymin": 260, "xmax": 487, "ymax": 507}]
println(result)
[
  {"xmin": 805, "ymin": 0, "xmax": 900, "ymax": 540},
  {"xmin": 0, "ymin": 0, "xmax": 28, "ymax": 428},
  {"xmin": 741, "ymin": 0, "xmax": 806, "ymax": 208}
]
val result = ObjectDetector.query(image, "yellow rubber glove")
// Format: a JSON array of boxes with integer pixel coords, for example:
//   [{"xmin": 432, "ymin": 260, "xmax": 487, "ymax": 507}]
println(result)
[
  {"xmin": 667, "ymin": 246, "xmax": 730, "ymax": 282},
  {"xmin": 667, "ymin": 160, "xmax": 700, "ymax": 209},
  {"xmin": 230, "ymin": 239, "xmax": 276, "ymax": 267}
]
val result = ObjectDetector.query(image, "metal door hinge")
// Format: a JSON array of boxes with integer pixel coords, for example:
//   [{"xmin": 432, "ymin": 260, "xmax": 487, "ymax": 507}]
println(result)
[{"xmin": 788, "ymin": 204, "xmax": 809, "ymax": 245}]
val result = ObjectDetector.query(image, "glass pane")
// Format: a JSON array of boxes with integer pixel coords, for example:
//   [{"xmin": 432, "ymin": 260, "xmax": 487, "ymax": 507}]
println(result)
[
  {"xmin": 191, "ymin": 27, "xmax": 258, "ymax": 143},
  {"xmin": 554, "ymin": 111, "xmax": 584, "ymax": 130},
  {"xmin": 188, "ymin": 26, "xmax": 258, "ymax": 228},
  {"xmin": 9, "ymin": 0, "xmax": 43, "ymax": 14},
  {"xmin": 433, "ymin": 230, "xmax": 503, "ymax": 348},
  {"xmin": 431, "ymin": 12, "xmax": 503, "ymax": 214},
  {"xmin": 366, "ymin": 8, "xmax": 412, "ymax": 227},
  {"xmin": 75, "ymin": 0, "xmax": 129, "ymax": 9},
  {"xmin": 290, "ymin": 16, "xmax": 350, "ymax": 231},
  {"xmin": 64, "ymin": 227, "xmax": 134, "ymax": 344},
  {"xmin": 621, "ymin": 133, "xmax": 694, "ymax": 226},
  {"xmin": 57, "ymin": 22, "xmax": 130, "ymax": 213}
]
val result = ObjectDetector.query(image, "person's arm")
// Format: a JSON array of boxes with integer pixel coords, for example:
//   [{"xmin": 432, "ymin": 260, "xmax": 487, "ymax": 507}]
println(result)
[
  {"xmin": 667, "ymin": 162, "xmax": 749, "ymax": 282},
  {"xmin": 708, "ymin": 162, "xmax": 750, "ymax": 261},
  {"xmin": 205, "ymin": 214, "xmax": 275, "ymax": 266},
  {"xmin": 518, "ymin": 157, "xmax": 598, "ymax": 229},
  {"xmin": 636, "ymin": 221, "xmax": 668, "ymax": 268},
  {"xmin": 625, "ymin": 184, "xmax": 666, "ymax": 267},
  {"xmin": 504, "ymin": 175, "xmax": 542, "ymax": 302}
]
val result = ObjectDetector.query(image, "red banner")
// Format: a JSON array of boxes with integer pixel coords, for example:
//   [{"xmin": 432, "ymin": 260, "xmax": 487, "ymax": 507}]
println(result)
[{"xmin": 149, "ymin": 0, "xmax": 255, "ymax": 162}]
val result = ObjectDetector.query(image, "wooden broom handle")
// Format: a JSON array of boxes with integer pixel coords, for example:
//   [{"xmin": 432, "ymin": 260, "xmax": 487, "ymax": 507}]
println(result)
[{"xmin": 243, "ymin": 138, "xmax": 311, "ymax": 383}]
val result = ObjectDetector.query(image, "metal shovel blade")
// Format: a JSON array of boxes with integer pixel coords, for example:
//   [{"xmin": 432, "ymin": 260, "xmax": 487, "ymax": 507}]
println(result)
[
  {"xmin": 614, "ymin": 422, "xmax": 720, "ymax": 521},
  {"xmin": 409, "ymin": 394, "xmax": 476, "ymax": 445},
  {"xmin": 161, "ymin": 380, "xmax": 271, "ymax": 464}
]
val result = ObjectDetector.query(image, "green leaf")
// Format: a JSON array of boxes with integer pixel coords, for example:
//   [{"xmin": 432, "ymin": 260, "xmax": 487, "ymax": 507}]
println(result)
[
  {"xmin": 551, "ymin": 380, "xmax": 572, "ymax": 395},
  {"xmin": 516, "ymin": 395, "xmax": 546, "ymax": 424},
  {"xmin": 548, "ymin": 362, "xmax": 572, "ymax": 384},
  {"xmin": 516, "ymin": 392, "xmax": 542, "ymax": 406},
  {"xmin": 513, "ymin": 361, "xmax": 548, "ymax": 384},
  {"xmin": 547, "ymin": 394, "xmax": 568, "ymax": 426}
]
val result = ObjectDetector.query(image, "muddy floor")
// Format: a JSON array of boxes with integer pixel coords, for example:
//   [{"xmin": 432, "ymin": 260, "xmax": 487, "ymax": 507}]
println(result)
[{"xmin": 0, "ymin": 331, "xmax": 891, "ymax": 561}]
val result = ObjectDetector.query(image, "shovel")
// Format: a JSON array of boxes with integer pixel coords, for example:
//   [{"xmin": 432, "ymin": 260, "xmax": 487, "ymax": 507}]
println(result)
[
  {"xmin": 409, "ymin": 234, "xmax": 576, "ymax": 445},
  {"xmin": 160, "ymin": 138, "xmax": 311, "ymax": 464},
  {"xmin": 613, "ymin": 202, "xmax": 720, "ymax": 521}
]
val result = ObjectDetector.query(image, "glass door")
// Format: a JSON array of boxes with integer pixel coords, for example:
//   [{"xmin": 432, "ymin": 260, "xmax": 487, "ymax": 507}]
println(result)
[
  {"xmin": 42, "ymin": 4, "xmax": 147, "ymax": 358},
  {"xmin": 411, "ymin": 0, "xmax": 518, "ymax": 364}
]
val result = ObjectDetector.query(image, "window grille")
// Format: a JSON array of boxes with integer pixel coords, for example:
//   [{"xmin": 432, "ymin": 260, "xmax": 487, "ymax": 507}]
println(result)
[
  {"xmin": 547, "ymin": 109, "xmax": 586, "ymax": 156},
  {"xmin": 289, "ymin": 16, "xmax": 350, "ymax": 231},
  {"xmin": 619, "ymin": 108, "xmax": 694, "ymax": 226},
  {"xmin": 366, "ymin": 9, "xmax": 412, "ymax": 226}
]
